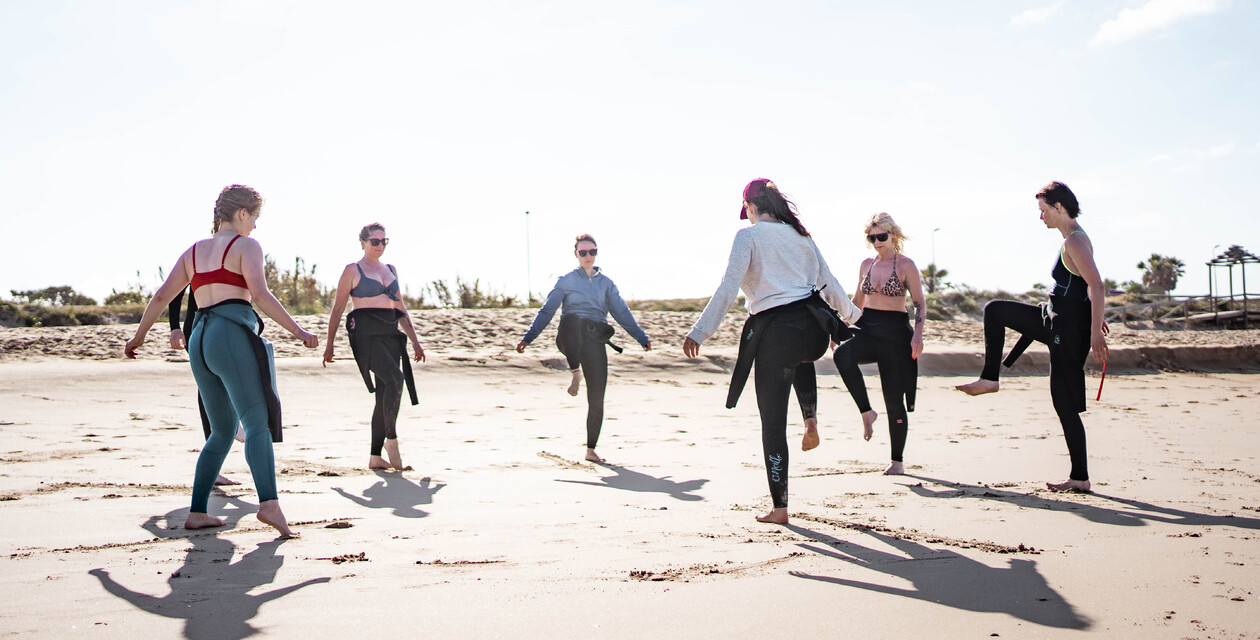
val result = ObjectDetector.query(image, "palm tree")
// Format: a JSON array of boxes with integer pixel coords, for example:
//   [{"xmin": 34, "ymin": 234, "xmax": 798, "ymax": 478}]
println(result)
[
  {"xmin": 921, "ymin": 263, "xmax": 949, "ymax": 294},
  {"xmin": 1136, "ymin": 254, "xmax": 1185, "ymax": 296}
]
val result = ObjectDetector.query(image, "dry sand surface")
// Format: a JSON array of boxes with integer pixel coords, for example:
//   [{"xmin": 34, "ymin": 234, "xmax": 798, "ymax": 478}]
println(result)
[{"xmin": 1, "ymin": 310, "xmax": 1259, "ymax": 638}]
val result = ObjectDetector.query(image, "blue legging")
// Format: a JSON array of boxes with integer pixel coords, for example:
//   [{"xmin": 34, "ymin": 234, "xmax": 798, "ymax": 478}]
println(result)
[{"xmin": 188, "ymin": 307, "xmax": 278, "ymax": 512}]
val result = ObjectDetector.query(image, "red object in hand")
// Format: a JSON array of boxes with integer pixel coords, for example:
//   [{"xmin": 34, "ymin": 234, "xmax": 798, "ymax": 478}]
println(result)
[{"xmin": 1096, "ymin": 358, "xmax": 1107, "ymax": 402}]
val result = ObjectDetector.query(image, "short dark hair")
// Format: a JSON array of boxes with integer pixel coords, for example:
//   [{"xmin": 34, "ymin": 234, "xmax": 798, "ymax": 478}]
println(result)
[
  {"xmin": 574, "ymin": 234, "xmax": 597, "ymax": 250},
  {"xmin": 359, "ymin": 222, "xmax": 386, "ymax": 241},
  {"xmin": 1036, "ymin": 181, "xmax": 1080, "ymax": 218}
]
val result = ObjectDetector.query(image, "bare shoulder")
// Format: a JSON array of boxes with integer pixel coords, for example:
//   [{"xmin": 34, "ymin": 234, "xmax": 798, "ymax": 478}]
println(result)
[
  {"xmin": 897, "ymin": 254, "xmax": 919, "ymax": 271},
  {"xmin": 1065, "ymin": 231, "xmax": 1095, "ymax": 255}
]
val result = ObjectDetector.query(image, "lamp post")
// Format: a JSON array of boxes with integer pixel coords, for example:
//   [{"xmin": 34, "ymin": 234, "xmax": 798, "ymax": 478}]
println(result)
[{"xmin": 525, "ymin": 211, "xmax": 532, "ymax": 304}]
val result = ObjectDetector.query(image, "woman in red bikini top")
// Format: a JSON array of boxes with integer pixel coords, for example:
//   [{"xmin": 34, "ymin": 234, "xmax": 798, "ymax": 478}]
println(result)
[{"xmin": 123, "ymin": 184, "xmax": 319, "ymax": 538}]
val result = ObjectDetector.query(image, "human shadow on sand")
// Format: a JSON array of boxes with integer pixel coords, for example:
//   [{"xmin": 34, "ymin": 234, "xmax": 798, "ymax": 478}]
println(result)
[
  {"xmin": 89, "ymin": 503, "xmax": 329, "ymax": 640},
  {"xmin": 331, "ymin": 472, "xmax": 445, "ymax": 518},
  {"xmin": 786, "ymin": 523, "xmax": 1091, "ymax": 630},
  {"xmin": 555, "ymin": 462, "xmax": 707, "ymax": 501},
  {"xmin": 903, "ymin": 475, "xmax": 1260, "ymax": 530}
]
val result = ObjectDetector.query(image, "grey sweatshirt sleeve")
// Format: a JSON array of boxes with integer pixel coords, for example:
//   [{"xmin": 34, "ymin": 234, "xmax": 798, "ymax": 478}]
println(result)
[
  {"xmin": 605, "ymin": 281, "xmax": 650, "ymax": 346},
  {"xmin": 687, "ymin": 231, "xmax": 752, "ymax": 344}
]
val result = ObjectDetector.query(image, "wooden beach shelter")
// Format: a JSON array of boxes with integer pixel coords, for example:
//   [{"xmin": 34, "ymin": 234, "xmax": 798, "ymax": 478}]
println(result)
[{"xmin": 1206, "ymin": 244, "xmax": 1259, "ymax": 329}]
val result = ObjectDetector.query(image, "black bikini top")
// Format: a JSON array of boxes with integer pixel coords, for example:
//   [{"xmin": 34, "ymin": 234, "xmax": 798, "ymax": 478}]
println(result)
[
  {"xmin": 861, "ymin": 254, "xmax": 905, "ymax": 297},
  {"xmin": 349, "ymin": 263, "xmax": 400, "ymax": 301}
]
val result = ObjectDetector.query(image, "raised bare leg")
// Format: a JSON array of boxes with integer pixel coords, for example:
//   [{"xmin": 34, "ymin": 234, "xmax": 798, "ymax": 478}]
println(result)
[
  {"xmin": 1046, "ymin": 479, "xmax": 1091, "ymax": 493},
  {"xmin": 567, "ymin": 368, "xmax": 581, "ymax": 397},
  {"xmin": 184, "ymin": 512, "xmax": 225, "ymax": 529},
  {"xmin": 256, "ymin": 499, "xmax": 296, "ymax": 537},
  {"xmin": 756, "ymin": 507, "xmax": 788, "ymax": 524},
  {"xmin": 801, "ymin": 417, "xmax": 819, "ymax": 451},
  {"xmin": 955, "ymin": 379, "xmax": 999, "ymax": 396},
  {"xmin": 584, "ymin": 447, "xmax": 605, "ymax": 463},
  {"xmin": 861, "ymin": 410, "xmax": 877, "ymax": 441}
]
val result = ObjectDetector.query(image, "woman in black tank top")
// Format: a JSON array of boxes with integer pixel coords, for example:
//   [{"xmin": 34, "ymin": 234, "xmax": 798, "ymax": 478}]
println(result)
[{"xmin": 956, "ymin": 181, "xmax": 1110, "ymax": 494}]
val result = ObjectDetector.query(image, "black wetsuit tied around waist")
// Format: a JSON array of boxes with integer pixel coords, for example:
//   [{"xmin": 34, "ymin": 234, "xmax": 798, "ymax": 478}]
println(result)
[
  {"xmin": 347, "ymin": 308, "xmax": 418, "ymax": 457},
  {"xmin": 833, "ymin": 308, "xmax": 917, "ymax": 462},
  {"xmin": 725, "ymin": 293, "xmax": 843, "ymax": 509},
  {"xmin": 556, "ymin": 314, "xmax": 623, "ymax": 449}
]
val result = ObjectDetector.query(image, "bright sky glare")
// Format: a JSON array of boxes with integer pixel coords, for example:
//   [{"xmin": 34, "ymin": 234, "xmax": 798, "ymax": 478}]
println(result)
[{"xmin": 1, "ymin": 0, "xmax": 1257, "ymax": 306}]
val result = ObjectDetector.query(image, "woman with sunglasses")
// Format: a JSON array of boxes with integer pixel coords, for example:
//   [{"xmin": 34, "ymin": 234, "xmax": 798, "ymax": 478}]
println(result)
[
  {"xmin": 324, "ymin": 223, "xmax": 425, "ymax": 471},
  {"xmin": 832, "ymin": 213, "xmax": 926, "ymax": 476},
  {"xmin": 516, "ymin": 234, "xmax": 652, "ymax": 464},
  {"xmin": 956, "ymin": 181, "xmax": 1108, "ymax": 493},
  {"xmin": 125, "ymin": 184, "xmax": 320, "ymax": 537},
  {"xmin": 684, "ymin": 179, "xmax": 862, "ymax": 524}
]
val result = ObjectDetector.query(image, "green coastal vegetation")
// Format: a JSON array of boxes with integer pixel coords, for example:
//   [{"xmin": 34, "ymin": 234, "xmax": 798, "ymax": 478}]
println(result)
[{"xmin": 0, "ymin": 252, "xmax": 1212, "ymax": 329}]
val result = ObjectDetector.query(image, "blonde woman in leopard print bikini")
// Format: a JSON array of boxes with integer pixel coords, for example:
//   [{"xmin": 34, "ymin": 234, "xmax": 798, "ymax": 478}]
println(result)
[{"xmin": 831, "ymin": 212, "xmax": 926, "ymax": 475}]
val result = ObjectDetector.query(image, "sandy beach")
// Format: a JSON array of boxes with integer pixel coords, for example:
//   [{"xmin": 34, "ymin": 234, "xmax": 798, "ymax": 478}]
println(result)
[{"xmin": 2, "ymin": 310, "xmax": 1258, "ymax": 638}]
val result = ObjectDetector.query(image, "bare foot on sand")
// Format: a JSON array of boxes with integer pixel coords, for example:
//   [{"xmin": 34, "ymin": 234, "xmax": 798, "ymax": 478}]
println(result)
[
  {"xmin": 234, "ymin": 425, "xmax": 246, "ymax": 443},
  {"xmin": 1046, "ymin": 479, "xmax": 1092, "ymax": 493},
  {"xmin": 383, "ymin": 439, "xmax": 411, "ymax": 471},
  {"xmin": 257, "ymin": 500, "xmax": 297, "ymax": 537},
  {"xmin": 883, "ymin": 461, "xmax": 905, "ymax": 476},
  {"xmin": 585, "ymin": 448, "xmax": 605, "ymax": 463},
  {"xmin": 368, "ymin": 455, "xmax": 392, "ymax": 470},
  {"xmin": 802, "ymin": 417, "xmax": 819, "ymax": 451},
  {"xmin": 214, "ymin": 474, "xmax": 240, "ymax": 486},
  {"xmin": 184, "ymin": 512, "xmax": 224, "ymax": 530},
  {"xmin": 861, "ymin": 410, "xmax": 877, "ymax": 441},
  {"xmin": 956, "ymin": 379, "xmax": 999, "ymax": 396},
  {"xmin": 756, "ymin": 507, "xmax": 788, "ymax": 524},
  {"xmin": 567, "ymin": 369, "xmax": 581, "ymax": 397}
]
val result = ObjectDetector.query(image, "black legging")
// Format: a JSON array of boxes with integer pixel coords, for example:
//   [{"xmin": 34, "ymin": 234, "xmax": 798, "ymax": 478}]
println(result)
[
  {"xmin": 367, "ymin": 339, "xmax": 404, "ymax": 456},
  {"xmin": 980, "ymin": 298, "xmax": 1091, "ymax": 481},
  {"xmin": 833, "ymin": 309, "xmax": 913, "ymax": 462},
  {"xmin": 557, "ymin": 315, "xmax": 610, "ymax": 449},
  {"xmin": 752, "ymin": 305, "xmax": 828, "ymax": 508}
]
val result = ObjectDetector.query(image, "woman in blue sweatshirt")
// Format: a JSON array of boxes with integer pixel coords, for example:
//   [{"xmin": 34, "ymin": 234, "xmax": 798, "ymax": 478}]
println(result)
[{"xmin": 516, "ymin": 234, "xmax": 652, "ymax": 463}]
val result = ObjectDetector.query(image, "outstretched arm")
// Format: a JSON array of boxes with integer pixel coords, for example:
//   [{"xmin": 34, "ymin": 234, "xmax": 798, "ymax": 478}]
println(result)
[
  {"xmin": 126, "ymin": 249, "xmax": 194, "ymax": 358},
  {"xmin": 323, "ymin": 265, "xmax": 354, "ymax": 366},
  {"xmin": 238, "ymin": 238, "xmax": 318, "ymax": 348},
  {"xmin": 391, "ymin": 269, "xmax": 425, "ymax": 362}
]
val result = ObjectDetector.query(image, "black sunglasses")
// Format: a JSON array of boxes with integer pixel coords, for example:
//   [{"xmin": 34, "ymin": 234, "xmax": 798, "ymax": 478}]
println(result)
[
  {"xmin": 866, "ymin": 232, "xmax": 889, "ymax": 243},
  {"xmin": 367, "ymin": 238, "xmax": 389, "ymax": 247},
  {"xmin": 577, "ymin": 248, "xmax": 598, "ymax": 257}
]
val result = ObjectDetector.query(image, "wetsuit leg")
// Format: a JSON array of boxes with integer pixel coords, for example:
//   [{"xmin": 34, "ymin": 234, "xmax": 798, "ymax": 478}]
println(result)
[
  {"xmin": 188, "ymin": 316, "xmax": 277, "ymax": 512},
  {"xmin": 793, "ymin": 362, "xmax": 818, "ymax": 422},
  {"xmin": 874, "ymin": 350, "xmax": 910, "ymax": 462},
  {"xmin": 753, "ymin": 312, "xmax": 827, "ymax": 509},
  {"xmin": 367, "ymin": 339, "xmax": 404, "ymax": 456},
  {"xmin": 833, "ymin": 331, "xmax": 880, "ymax": 413},
  {"xmin": 579, "ymin": 331, "xmax": 609, "ymax": 449},
  {"xmin": 556, "ymin": 314, "xmax": 583, "ymax": 371},
  {"xmin": 1049, "ymin": 317, "xmax": 1091, "ymax": 481},
  {"xmin": 980, "ymin": 300, "xmax": 1052, "ymax": 381}
]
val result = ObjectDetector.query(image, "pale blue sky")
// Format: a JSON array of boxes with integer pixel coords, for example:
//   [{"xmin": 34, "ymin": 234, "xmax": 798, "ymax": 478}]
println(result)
[{"xmin": 2, "ymin": 0, "xmax": 1256, "ymax": 305}]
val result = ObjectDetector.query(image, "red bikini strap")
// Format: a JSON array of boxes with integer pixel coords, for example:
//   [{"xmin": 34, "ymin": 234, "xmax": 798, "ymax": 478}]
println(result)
[{"xmin": 221, "ymin": 235, "xmax": 242, "ymax": 268}]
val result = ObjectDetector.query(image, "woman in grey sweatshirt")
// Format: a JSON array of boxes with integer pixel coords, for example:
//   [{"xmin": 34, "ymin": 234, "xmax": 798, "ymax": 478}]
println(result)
[
  {"xmin": 517, "ymin": 234, "xmax": 652, "ymax": 463},
  {"xmin": 685, "ymin": 179, "xmax": 860, "ymax": 524}
]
